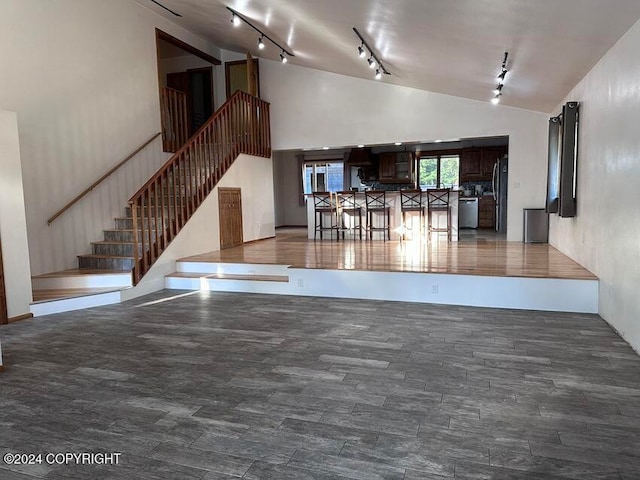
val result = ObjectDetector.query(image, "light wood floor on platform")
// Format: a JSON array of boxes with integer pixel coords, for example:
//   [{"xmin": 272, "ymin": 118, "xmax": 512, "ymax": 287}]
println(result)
[{"xmin": 180, "ymin": 228, "xmax": 596, "ymax": 280}]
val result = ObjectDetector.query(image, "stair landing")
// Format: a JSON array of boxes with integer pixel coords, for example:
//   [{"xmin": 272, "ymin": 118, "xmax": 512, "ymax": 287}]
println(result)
[{"xmin": 31, "ymin": 269, "xmax": 132, "ymax": 315}]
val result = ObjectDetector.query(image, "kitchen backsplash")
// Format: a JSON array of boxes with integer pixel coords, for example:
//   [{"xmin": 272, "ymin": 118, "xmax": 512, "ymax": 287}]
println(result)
[{"xmin": 461, "ymin": 180, "xmax": 493, "ymax": 194}]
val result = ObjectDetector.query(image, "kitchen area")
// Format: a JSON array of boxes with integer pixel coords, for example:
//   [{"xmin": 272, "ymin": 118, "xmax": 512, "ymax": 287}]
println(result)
[{"xmin": 310, "ymin": 137, "xmax": 509, "ymax": 241}]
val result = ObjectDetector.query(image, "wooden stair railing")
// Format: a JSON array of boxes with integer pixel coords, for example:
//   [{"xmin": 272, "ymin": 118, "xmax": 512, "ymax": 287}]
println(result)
[
  {"xmin": 129, "ymin": 90, "xmax": 271, "ymax": 284},
  {"xmin": 47, "ymin": 132, "xmax": 161, "ymax": 226},
  {"xmin": 161, "ymin": 86, "xmax": 189, "ymax": 153}
]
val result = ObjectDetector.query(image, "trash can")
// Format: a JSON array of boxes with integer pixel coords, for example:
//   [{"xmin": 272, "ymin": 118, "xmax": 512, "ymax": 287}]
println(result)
[{"xmin": 523, "ymin": 208, "xmax": 549, "ymax": 243}]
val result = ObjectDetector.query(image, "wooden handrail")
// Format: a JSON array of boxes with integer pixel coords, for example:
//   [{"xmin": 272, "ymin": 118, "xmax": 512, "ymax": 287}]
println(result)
[
  {"xmin": 129, "ymin": 90, "xmax": 271, "ymax": 284},
  {"xmin": 47, "ymin": 132, "xmax": 161, "ymax": 225}
]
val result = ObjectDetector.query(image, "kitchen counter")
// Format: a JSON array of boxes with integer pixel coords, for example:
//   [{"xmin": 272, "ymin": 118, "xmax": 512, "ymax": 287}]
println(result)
[{"xmin": 306, "ymin": 191, "xmax": 459, "ymax": 241}]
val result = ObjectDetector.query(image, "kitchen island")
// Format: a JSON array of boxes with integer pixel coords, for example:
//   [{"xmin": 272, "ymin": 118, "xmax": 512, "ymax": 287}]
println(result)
[{"xmin": 306, "ymin": 191, "xmax": 459, "ymax": 241}]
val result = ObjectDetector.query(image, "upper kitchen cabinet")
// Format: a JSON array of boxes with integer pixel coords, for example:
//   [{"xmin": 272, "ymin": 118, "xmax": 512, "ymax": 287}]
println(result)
[
  {"xmin": 460, "ymin": 149, "xmax": 481, "ymax": 180},
  {"xmin": 460, "ymin": 146, "xmax": 506, "ymax": 183},
  {"xmin": 481, "ymin": 147, "xmax": 505, "ymax": 177},
  {"xmin": 379, "ymin": 152, "xmax": 414, "ymax": 183}
]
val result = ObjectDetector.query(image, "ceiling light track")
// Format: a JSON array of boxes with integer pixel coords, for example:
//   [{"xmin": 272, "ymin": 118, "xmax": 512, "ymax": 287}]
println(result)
[
  {"xmin": 352, "ymin": 27, "xmax": 390, "ymax": 80},
  {"xmin": 226, "ymin": 6, "xmax": 294, "ymax": 61},
  {"xmin": 149, "ymin": 0, "xmax": 182, "ymax": 17},
  {"xmin": 491, "ymin": 51, "xmax": 509, "ymax": 104}
]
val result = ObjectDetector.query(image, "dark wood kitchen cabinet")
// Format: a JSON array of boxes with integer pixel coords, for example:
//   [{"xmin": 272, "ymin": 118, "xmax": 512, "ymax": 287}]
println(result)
[
  {"xmin": 460, "ymin": 146, "xmax": 506, "ymax": 183},
  {"xmin": 460, "ymin": 149, "xmax": 481, "ymax": 180},
  {"xmin": 481, "ymin": 147, "xmax": 504, "ymax": 177},
  {"xmin": 379, "ymin": 152, "xmax": 414, "ymax": 183},
  {"xmin": 379, "ymin": 153, "xmax": 396, "ymax": 180},
  {"xmin": 478, "ymin": 196, "xmax": 496, "ymax": 228}
]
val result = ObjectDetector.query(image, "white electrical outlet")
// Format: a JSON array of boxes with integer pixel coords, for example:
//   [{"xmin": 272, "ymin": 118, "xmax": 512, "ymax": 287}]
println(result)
[{"xmin": 431, "ymin": 284, "xmax": 439, "ymax": 294}]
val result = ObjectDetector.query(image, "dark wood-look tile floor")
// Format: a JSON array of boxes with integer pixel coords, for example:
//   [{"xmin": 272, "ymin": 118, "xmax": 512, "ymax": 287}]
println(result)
[{"xmin": 1, "ymin": 290, "xmax": 639, "ymax": 479}]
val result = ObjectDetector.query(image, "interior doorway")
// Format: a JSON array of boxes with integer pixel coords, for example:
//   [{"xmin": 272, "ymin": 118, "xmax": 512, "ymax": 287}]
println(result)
[
  {"xmin": 156, "ymin": 29, "xmax": 220, "ymax": 150},
  {"xmin": 167, "ymin": 67, "xmax": 214, "ymax": 135},
  {"xmin": 219, "ymin": 188, "xmax": 243, "ymax": 249}
]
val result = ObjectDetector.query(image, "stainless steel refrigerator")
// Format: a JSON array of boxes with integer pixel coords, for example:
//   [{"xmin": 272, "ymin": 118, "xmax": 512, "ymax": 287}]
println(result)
[{"xmin": 492, "ymin": 156, "xmax": 508, "ymax": 233}]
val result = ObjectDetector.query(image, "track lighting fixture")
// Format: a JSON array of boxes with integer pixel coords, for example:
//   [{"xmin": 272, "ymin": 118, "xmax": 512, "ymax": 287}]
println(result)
[
  {"xmin": 490, "ymin": 51, "xmax": 509, "ymax": 105},
  {"xmin": 353, "ymin": 27, "xmax": 391, "ymax": 80},
  {"xmin": 226, "ymin": 6, "xmax": 294, "ymax": 62}
]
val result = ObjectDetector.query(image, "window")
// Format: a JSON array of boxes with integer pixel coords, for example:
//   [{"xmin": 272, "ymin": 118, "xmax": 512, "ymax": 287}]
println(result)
[
  {"xmin": 302, "ymin": 162, "xmax": 344, "ymax": 194},
  {"xmin": 419, "ymin": 155, "xmax": 459, "ymax": 189}
]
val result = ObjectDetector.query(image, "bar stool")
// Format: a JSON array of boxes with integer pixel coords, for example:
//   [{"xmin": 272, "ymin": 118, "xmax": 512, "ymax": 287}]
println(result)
[
  {"xmin": 365, "ymin": 190, "xmax": 391, "ymax": 241},
  {"xmin": 426, "ymin": 188, "xmax": 452, "ymax": 242},
  {"xmin": 312, "ymin": 192, "xmax": 339, "ymax": 241},
  {"xmin": 400, "ymin": 189, "xmax": 424, "ymax": 240},
  {"xmin": 336, "ymin": 191, "xmax": 363, "ymax": 240}
]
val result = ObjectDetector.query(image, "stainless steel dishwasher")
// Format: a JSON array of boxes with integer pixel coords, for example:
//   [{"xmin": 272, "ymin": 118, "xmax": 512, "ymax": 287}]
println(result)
[{"xmin": 458, "ymin": 198, "xmax": 479, "ymax": 228}]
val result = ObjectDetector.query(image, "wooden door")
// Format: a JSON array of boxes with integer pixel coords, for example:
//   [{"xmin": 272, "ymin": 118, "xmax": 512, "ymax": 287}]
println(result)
[
  {"xmin": 219, "ymin": 188, "xmax": 243, "ymax": 249},
  {"xmin": 225, "ymin": 58, "xmax": 260, "ymax": 99},
  {"xmin": 0, "ymin": 234, "xmax": 7, "ymax": 325}
]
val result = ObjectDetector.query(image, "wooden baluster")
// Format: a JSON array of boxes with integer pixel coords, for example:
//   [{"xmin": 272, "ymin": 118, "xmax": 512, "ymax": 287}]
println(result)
[
  {"xmin": 205, "ymin": 124, "xmax": 212, "ymax": 192},
  {"xmin": 214, "ymin": 120, "xmax": 220, "ymax": 184},
  {"xmin": 252, "ymin": 96, "xmax": 257, "ymax": 155},
  {"xmin": 159, "ymin": 174, "xmax": 167, "ymax": 252},
  {"xmin": 144, "ymin": 186, "xmax": 152, "ymax": 269},
  {"xmin": 180, "ymin": 92, "xmax": 187, "ymax": 149},
  {"xmin": 171, "ymin": 163, "xmax": 180, "ymax": 239},
  {"xmin": 196, "ymin": 135, "xmax": 203, "ymax": 204},
  {"xmin": 130, "ymin": 200, "xmax": 140, "ymax": 284},
  {"xmin": 266, "ymin": 102, "xmax": 271, "ymax": 156},
  {"xmin": 177, "ymin": 155, "xmax": 184, "ymax": 230}
]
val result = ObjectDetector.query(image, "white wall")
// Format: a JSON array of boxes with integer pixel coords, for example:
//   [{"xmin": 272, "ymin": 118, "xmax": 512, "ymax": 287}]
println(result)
[
  {"xmin": 0, "ymin": 111, "xmax": 33, "ymax": 319},
  {"xmin": 273, "ymin": 151, "xmax": 307, "ymax": 227},
  {"xmin": 0, "ymin": 0, "xmax": 221, "ymax": 275},
  {"xmin": 260, "ymin": 60, "xmax": 549, "ymax": 241},
  {"xmin": 549, "ymin": 19, "xmax": 640, "ymax": 353},
  {"xmin": 121, "ymin": 153, "xmax": 275, "ymax": 300}
]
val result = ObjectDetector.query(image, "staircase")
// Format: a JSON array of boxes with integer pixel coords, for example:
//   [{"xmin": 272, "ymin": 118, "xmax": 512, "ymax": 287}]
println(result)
[
  {"xmin": 77, "ymin": 203, "xmax": 158, "ymax": 271},
  {"xmin": 32, "ymin": 91, "xmax": 271, "ymax": 314}
]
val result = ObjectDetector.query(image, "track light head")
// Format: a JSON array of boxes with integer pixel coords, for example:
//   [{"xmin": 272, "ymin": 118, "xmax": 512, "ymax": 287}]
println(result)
[
  {"xmin": 492, "ymin": 84, "xmax": 504, "ymax": 96},
  {"xmin": 358, "ymin": 45, "xmax": 366, "ymax": 58},
  {"xmin": 375, "ymin": 69, "xmax": 382, "ymax": 80},
  {"xmin": 231, "ymin": 13, "xmax": 241, "ymax": 26},
  {"xmin": 491, "ymin": 95, "xmax": 501, "ymax": 105},
  {"xmin": 497, "ymin": 69, "xmax": 507, "ymax": 83},
  {"xmin": 280, "ymin": 52, "xmax": 288, "ymax": 63},
  {"xmin": 368, "ymin": 57, "xmax": 376, "ymax": 69},
  {"xmin": 258, "ymin": 36, "xmax": 265, "ymax": 50}
]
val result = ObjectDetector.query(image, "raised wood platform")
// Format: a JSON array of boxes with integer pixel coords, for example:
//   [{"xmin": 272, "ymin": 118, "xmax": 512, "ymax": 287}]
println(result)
[
  {"xmin": 167, "ymin": 228, "xmax": 598, "ymax": 313},
  {"xmin": 177, "ymin": 228, "xmax": 596, "ymax": 280}
]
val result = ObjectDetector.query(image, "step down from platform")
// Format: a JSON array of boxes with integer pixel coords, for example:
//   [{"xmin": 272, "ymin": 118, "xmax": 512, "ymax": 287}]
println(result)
[
  {"xmin": 30, "ymin": 269, "xmax": 133, "ymax": 316},
  {"xmin": 166, "ymin": 261, "xmax": 290, "ymax": 294}
]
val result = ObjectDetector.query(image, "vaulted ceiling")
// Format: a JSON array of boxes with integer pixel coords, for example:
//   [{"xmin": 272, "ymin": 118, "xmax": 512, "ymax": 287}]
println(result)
[{"xmin": 140, "ymin": 0, "xmax": 640, "ymax": 112}]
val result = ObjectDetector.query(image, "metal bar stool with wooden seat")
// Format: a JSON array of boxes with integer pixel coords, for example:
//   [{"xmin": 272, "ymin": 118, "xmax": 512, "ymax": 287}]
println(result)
[
  {"xmin": 312, "ymin": 192, "xmax": 339, "ymax": 241},
  {"xmin": 400, "ymin": 189, "xmax": 424, "ymax": 240},
  {"xmin": 426, "ymin": 188, "xmax": 452, "ymax": 242},
  {"xmin": 336, "ymin": 191, "xmax": 363, "ymax": 240},
  {"xmin": 365, "ymin": 190, "xmax": 391, "ymax": 241}
]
